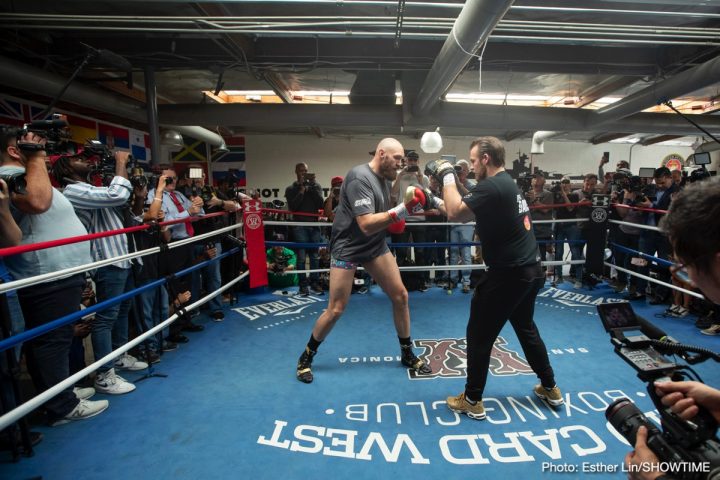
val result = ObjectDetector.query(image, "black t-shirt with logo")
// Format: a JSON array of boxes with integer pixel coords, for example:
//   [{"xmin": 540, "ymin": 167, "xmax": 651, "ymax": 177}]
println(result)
[{"xmin": 462, "ymin": 171, "xmax": 540, "ymax": 269}]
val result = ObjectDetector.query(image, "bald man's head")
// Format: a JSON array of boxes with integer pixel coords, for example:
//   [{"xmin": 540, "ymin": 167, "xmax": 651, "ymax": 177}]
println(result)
[{"xmin": 372, "ymin": 137, "xmax": 405, "ymax": 181}]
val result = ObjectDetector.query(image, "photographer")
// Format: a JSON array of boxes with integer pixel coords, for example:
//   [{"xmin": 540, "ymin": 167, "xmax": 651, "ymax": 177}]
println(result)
[
  {"xmin": 285, "ymin": 162, "xmax": 325, "ymax": 295},
  {"xmin": 187, "ymin": 167, "xmax": 239, "ymax": 322},
  {"xmin": 323, "ymin": 176, "xmax": 343, "ymax": 223},
  {"xmin": 390, "ymin": 151, "xmax": 431, "ymax": 290},
  {"xmin": 623, "ymin": 177, "xmax": 720, "ymax": 478},
  {"xmin": 147, "ymin": 168, "xmax": 204, "ymax": 341},
  {"xmin": 525, "ymin": 173, "xmax": 554, "ymax": 279},
  {"xmin": 448, "ymin": 159, "xmax": 475, "ymax": 293},
  {"xmin": 634, "ymin": 167, "xmax": 678, "ymax": 304},
  {"xmin": 553, "ymin": 177, "xmax": 582, "ymax": 286},
  {"xmin": 572, "ymin": 173, "xmax": 599, "ymax": 287},
  {"xmin": 615, "ymin": 177, "xmax": 648, "ymax": 298},
  {"xmin": 266, "ymin": 234, "xmax": 298, "ymax": 288},
  {"xmin": 0, "ymin": 125, "xmax": 108, "ymax": 426},
  {"xmin": 55, "ymin": 149, "xmax": 149, "ymax": 394}
]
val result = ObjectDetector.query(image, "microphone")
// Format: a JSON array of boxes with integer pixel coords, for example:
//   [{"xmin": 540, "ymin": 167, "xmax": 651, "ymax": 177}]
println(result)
[
  {"xmin": 92, "ymin": 49, "xmax": 133, "ymax": 72},
  {"xmin": 635, "ymin": 315, "xmax": 676, "ymax": 343}
]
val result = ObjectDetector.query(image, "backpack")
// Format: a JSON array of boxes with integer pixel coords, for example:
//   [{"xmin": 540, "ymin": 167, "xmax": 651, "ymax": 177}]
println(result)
[{"xmin": 398, "ymin": 257, "xmax": 424, "ymax": 291}]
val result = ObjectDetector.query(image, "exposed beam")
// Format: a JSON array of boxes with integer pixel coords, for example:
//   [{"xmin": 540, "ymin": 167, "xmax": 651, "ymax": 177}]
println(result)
[
  {"xmin": 262, "ymin": 71, "xmax": 294, "ymax": 104},
  {"xmin": 640, "ymin": 134, "xmax": 684, "ymax": 146},
  {"xmin": 589, "ymin": 133, "xmax": 633, "ymax": 144},
  {"xmin": 592, "ymin": 54, "xmax": 720, "ymax": 126},
  {"xmin": 503, "ymin": 131, "xmax": 528, "ymax": 141},
  {"xmin": 157, "ymin": 101, "xmax": 720, "ymax": 136},
  {"xmin": 575, "ymin": 76, "xmax": 638, "ymax": 108}
]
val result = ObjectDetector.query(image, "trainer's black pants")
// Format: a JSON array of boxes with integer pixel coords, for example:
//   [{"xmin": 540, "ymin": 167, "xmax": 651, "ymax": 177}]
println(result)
[{"xmin": 465, "ymin": 263, "xmax": 555, "ymax": 399}]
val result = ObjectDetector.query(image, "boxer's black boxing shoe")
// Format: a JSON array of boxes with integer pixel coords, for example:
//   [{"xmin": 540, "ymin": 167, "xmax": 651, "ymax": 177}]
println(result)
[
  {"xmin": 296, "ymin": 346, "xmax": 316, "ymax": 383},
  {"xmin": 400, "ymin": 345, "xmax": 431, "ymax": 375}
]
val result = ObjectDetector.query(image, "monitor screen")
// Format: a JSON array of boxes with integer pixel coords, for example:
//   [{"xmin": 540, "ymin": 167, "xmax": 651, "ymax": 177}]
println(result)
[
  {"xmin": 638, "ymin": 167, "xmax": 656, "ymax": 178},
  {"xmin": 597, "ymin": 302, "xmax": 640, "ymax": 332},
  {"xmin": 693, "ymin": 152, "xmax": 711, "ymax": 166}
]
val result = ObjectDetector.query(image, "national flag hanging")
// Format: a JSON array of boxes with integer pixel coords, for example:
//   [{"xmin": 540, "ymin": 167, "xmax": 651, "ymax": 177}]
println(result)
[
  {"xmin": 0, "ymin": 97, "xmax": 50, "ymax": 126},
  {"xmin": 129, "ymin": 128, "xmax": 151, "ymax": 164},
  {"xmin": 97, "ymin": 123, "xmax": 130, "ymax": 150},
  {"xmin": 66, "ymin": 114, "xmax": 98, "ymax": 145},
  {"xmin": 172, "ymin": 135, "xmax": 207, "ymax": 163},
  {"xmin": 211, "ymin": 135, "xmax": 246, "ymax": 186}
]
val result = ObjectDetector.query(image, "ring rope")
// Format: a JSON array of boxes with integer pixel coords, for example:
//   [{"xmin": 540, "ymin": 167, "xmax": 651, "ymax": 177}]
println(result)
[
  {"xmin": 0, "ymin": 223, "xmax": 243, "ymax": 295},
  {"xmin": 605, "ymin": 262, "xmax": 704, "ymax": 300},
  {"xmin": 608, "ymin": 219, "xmax": 661, "ymax": 232},
  {"xmin": 609, "ymin": 242, "xmax": 675, "ymax": 269},
  {"xmin": 0, "ymin": 247, "xmax": 242, "ymax": 353},
  {"xmin": 0, "ymin": 211, "xmax": 229, "ymax": 259},
  {"xmin": 0, "ymin": 270, "xmax": 250, "ymax": 432}
]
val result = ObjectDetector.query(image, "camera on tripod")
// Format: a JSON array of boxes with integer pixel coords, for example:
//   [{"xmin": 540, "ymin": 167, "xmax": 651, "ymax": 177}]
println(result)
[{"xmin": 597, "ymin": 302, "xmax": 720, "ymax": 479}]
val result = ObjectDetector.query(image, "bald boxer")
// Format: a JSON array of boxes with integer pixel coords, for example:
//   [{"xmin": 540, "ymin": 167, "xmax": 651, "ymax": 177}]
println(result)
[{"xmin": 295, "ymin": 138, "xmax": 438, "ymax": 383}]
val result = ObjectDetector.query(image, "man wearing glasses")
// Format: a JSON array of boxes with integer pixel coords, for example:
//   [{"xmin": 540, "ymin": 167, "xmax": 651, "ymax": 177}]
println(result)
[{"xmin": 147, "ymin": 168, "xmax": 204, "ymax": 341}]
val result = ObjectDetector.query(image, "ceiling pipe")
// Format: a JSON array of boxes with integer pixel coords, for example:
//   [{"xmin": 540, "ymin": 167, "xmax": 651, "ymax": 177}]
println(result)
[
  {"xmin": 0, "ymin": 55, "xmax": 224, "ymax": 147},
  {"xmin": 530, "ymin": 131, "xmax": 561, "ymax": 154},
  {"xmin": 591, "ymin": 54, "xmax": 720, "ymax": 126},
  {"xmin": 411, "ymin": 0, "xmax": 514, "ymax": 118}
]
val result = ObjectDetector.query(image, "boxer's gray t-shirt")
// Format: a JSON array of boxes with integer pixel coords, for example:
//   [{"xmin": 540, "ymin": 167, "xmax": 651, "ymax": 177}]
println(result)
[{"xmin": 329, "ymin": 164, "xmax": 391, "ymax": 262}]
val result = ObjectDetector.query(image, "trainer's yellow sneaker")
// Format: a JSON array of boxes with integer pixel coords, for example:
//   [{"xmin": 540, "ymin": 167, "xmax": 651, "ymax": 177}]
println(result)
[
  {"xmin": 446, "ymin": 392, "xmax": 486, "ymax": 420},
  {"xmin": 533, "ymin": 384, "xmax": 564, "ymax": 406}
]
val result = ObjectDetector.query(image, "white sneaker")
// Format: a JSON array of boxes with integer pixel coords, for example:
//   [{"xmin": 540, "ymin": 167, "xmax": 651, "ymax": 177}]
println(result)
[
  {"xmin": 114, "ymin": 353, "xmax": 148, "ymax": 371},
  {"xmin": 94, "ymin": 369, "xmax": 136, "ymax": 395},
  {"xmin": 52, "ymin": 399, "xmax": 109, "ymax": 426},
  {"xmin": 574, "ymin": 281, "xmax": 582, "ymax": 289},
  {"xmin": 73, "ymin": 386, "xmax": 96, "ymax": 400}
]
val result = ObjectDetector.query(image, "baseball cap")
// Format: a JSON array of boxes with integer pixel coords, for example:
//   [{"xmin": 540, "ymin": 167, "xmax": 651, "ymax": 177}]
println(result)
[
  {"xmin": 561, "ymin": 176, "xmax": 571, "ymax": 184},
  {"xmin": 406, "ymin": 150, "xmax": 419, "ymax": 160},
  {"xmin": 331, "ymin": 176, "xmax": 343, "ymax": 187},
  {"xmin": 456, "ymin": 159, "xmax": 470, "ymax": 169}
]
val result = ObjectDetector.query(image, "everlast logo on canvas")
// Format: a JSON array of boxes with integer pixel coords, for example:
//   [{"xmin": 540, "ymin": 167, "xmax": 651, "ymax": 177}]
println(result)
[{"xmin": 408, "ymin": 336, "xmax": 533, "ymax": 380}]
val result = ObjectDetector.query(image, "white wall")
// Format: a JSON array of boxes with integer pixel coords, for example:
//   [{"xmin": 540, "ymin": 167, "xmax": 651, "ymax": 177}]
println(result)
[{"xmin": 239, "ymin": 134, "xmax": 700, "ymax": 202}]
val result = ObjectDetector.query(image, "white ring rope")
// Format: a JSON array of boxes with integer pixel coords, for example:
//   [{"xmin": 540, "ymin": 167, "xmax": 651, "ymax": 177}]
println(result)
[
  {"xmin": 0, "ymin": 223, "xmax": 243, "ymax": 295},
  {"xmin": 608, "ymin": 219, "xmax": 661, "ymax": 232},
  {"xmin": 604, "ymin": 262, "xmax": 705, "ymax": 300},
  {"xmin": 0, "ymin": 271, "xmax": 249, "ymax": 432}
]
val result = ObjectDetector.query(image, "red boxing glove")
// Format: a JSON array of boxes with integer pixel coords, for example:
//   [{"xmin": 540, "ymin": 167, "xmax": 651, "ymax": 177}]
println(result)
[
  {"xmin": 387, "ymin": 218, "xmax": 406, "ymax": 234},
  {"xmin": 404, "ymin": 186, "xmax": 427, "ymax": 212}
]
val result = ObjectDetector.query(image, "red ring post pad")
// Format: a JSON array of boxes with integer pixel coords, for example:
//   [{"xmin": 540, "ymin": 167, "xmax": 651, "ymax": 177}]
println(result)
[{"xmin": 244, "ymin": 199, "xmax": 268, "ymax": 288}]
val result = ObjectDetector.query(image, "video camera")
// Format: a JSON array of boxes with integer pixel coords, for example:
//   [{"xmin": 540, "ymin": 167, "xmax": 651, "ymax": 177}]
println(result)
[
  {"xmin": 302, "ymin": 172, "xmax": 316, "ymax": 186},
  {"xmin": 516, "ymin": 173, "xmax": 534, "ymax": 194},
  {"xmin": 83, "ymin": 140, "xmax": 145, "ymax": 189},
  {"xmin": 0, "ymin": 171, "xmax": 27, "ymax": 195},
  {"xmin": 16, "ymin": 114, "xmax": 72, "ymax": 155},
  {"xmin": 597, "ymin": 302, "xmax": 720, "ymax": 479}
]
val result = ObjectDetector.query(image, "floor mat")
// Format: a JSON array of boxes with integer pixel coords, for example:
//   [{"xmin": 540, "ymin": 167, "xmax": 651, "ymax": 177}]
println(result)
[{"xmin": 2, "ymin": 282, "xmax": 718, "ymax": 479}]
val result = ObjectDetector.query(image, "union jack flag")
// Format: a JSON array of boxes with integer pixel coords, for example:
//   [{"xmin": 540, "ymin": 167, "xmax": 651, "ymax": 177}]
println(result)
[{"xmin": 0, "ymin": 97, "xmax": 50, "ymax": 127}]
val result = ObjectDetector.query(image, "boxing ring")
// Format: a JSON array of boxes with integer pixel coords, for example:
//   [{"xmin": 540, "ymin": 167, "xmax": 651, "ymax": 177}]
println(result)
[{"xmin": 0, "ymin": 199, "xmax": 718, "ymax": 479}]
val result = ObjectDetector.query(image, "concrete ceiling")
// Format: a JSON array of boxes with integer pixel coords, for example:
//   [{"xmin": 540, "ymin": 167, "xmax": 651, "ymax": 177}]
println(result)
[{"xmin": 1, "ymin": 0, "xmax": 719, "ymax": 146}]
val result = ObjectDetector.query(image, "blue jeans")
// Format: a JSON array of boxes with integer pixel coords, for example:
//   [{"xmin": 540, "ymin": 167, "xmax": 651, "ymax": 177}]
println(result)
[
  {"xmin": 554, "ymin": 223, "xmax": 584, "ymax": 280},
  {"xmin": 450, "ymin": 225, "xmax": 474, "ymax": 286},
  {"xmin": 139, "ymin": 283, "xmax": 169, "ymax": 353},
  {"xmin": 292, "ymin": 226, "xmax": 323, "ymax": 286},
  {"xmin": 91, "ymin": 266, "xmax": 131, "ymax": 371},
  {"xmin": 192, "ymin": 242, "xmax": 223, "ymax": 313}
]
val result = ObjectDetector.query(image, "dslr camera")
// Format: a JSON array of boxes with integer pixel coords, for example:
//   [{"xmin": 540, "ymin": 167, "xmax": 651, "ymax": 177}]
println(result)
[
  {"xmin": 84, "ymin": 140, "xmax": 144, "ymax": 188},
  {"xmin": 516, "ymin": 173, "xmax": 534, "ymax": 195},
  {"xmin": 302, "ymin": 172, "xmax": 316, "ymax": 187},
  {"xmin": 597, "ymin": 302, "xmax": 720, "ymax": 479}
]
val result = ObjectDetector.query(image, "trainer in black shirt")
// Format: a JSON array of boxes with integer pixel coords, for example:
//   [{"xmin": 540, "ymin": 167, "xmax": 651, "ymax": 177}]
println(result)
[{"xmin": 427, "ymin": 135, "xmax": 563, "ymax": 421}]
